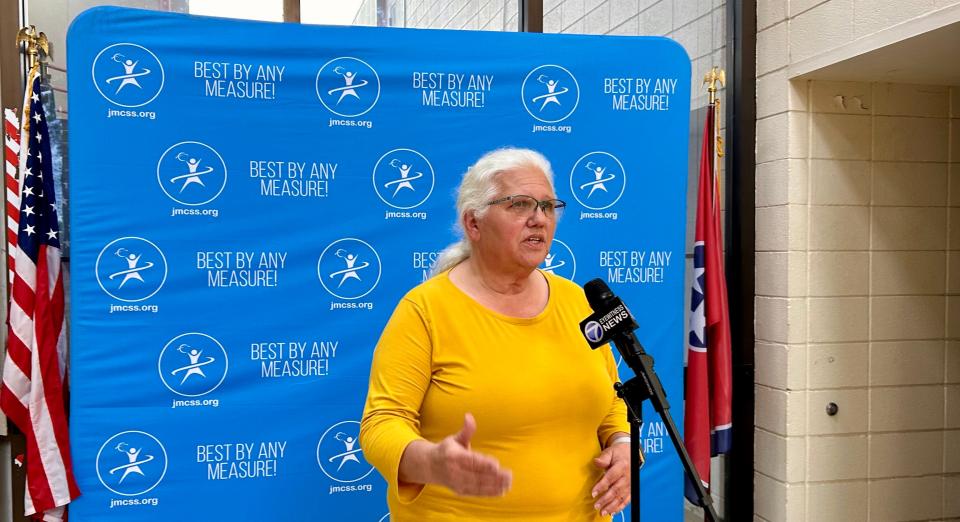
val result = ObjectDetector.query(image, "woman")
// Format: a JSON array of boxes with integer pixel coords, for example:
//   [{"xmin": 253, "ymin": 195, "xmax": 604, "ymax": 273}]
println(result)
[{"xmin": 360, "ymin": 148, "xmax": 634, "ymax": 521}]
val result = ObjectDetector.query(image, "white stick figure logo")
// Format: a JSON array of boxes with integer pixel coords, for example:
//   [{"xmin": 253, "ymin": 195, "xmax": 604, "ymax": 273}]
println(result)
[
  {"xmin": 521, "ymin": 64, "xmax": 580, "ymax": 123},
  {"xmin": 92, "ymin": 43, "xmax": 165, "ymax": 108},
  {"xmin": 330, "ymin": 249, "xmax": 369, "ymax": 287},
  {"xmin": 317, "ymin": 238, "xmax": 382, "ymax": 300},
  {"xmin": 158, "ymin": 333, "xmax": 229, "ymax": 397},
  {"xmin": 532, "ymin": 74, "xmax": 568, "ymax": 111},
  {"xmin": 96, "ymin": 430, "xmax": 168, "ymax": 497},
  {"xmin": 569, "ymin": 152, "xmax": 628, "ymax": 211},
  {"xmin": 156, "ymin": 141, "xmax": 228, "ymax": 206},
  {"xmin": 328, "ymin": 65, "xmax": 369, "ymax": 104},
  {"xmin": 110, "ymin": 442, "xmax": 154, "ymax": 485},
  {"xmin": 540, "ymin": 238, "xmax": 576, "ymax": 279},
  {"xmin": 316, "ymin": 57, "xmax": 381, "ymax": 118},
  {"xmin": 96, "ymin": 237, "xmax": 168, "ymax": 303},
  {"xmin": 109, "ymin": 248, "xmax": 153, "ymax": 289},
  {"xmin": 581, "ymin": 161, "xmax": 617, "ymax": 198},
  {"xmin": 542, "ymin": 253, "xmax": 564, "ymax": 273},
  {"xmin": 372, "ymin": 149, "xmax": 435, "ymax": 210},
  {"xmin": 330, "ymin": 432, "xmax": 362, "ymax": 471},
  {"xmin": 171, "ymin": 343, "xmax": 216, "ymax": 384},
  {"xmin": 169, "ymin": 152, "xmax": 214, "ymax": 192},
  {"xmin": 316, "ymin": 420, "xmax": 374, "ymax": 483},
  {"xmin": 383, "ymin": 158, "xmax": 424, "ymax": 197},
  {"xmin": 106, "ymin": 53, "xmax": 152, "ymax": 94}
]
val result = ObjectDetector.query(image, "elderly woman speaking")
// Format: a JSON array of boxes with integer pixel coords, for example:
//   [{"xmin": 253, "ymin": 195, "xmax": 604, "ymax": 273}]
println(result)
[{"xmin": 360, "ymin": 148, "xmax": 633, "ymax": 521}]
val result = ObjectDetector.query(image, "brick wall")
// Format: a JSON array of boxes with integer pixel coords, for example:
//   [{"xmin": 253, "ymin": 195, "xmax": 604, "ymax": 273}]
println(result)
[{"xmin": 755, "ymin": 1, "xmax": 960, "ymax": 520}]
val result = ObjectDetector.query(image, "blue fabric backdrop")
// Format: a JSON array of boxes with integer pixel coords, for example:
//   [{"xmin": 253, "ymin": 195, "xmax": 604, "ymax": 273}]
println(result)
[{"xmin": 67, "ymin": 7, "xmax": 691, "ymax": 520}]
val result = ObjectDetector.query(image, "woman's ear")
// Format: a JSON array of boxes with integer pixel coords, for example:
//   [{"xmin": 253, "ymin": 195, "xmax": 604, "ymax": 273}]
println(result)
[{"xmin": 463, "ymin": 211, "xmax": 481, "ymax": 241}]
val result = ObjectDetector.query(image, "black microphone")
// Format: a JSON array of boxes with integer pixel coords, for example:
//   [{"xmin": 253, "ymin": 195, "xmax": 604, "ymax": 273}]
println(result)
[
  {"xmin": 580, "ymin": 278, "xmax": 668, "ymax": 411},
  {"xmin": 583, "ymin": 278, "xmax": 615, "ymax": 311},
  {"xmin": 580, "ymin": 278, "xmax": 641, "ymax": 355},
  {"xmin": 580, "ymin": 279, "xmax": 721, "ymax": 521}
]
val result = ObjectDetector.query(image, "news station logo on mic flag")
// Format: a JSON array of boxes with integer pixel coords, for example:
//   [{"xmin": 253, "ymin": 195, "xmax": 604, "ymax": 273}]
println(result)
[
  {"xmin": 0, "ymin": 70, "xmax": 80, "ymax": 520},
  {"xmin": 683, "ymin": 102, "xmax": 732, "ymax": 504}
]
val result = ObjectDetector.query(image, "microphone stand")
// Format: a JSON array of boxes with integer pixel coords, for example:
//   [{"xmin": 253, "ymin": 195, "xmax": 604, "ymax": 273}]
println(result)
[{"xmin": 611, "ymin": 334, "xmax": 721, "ymax": 522}]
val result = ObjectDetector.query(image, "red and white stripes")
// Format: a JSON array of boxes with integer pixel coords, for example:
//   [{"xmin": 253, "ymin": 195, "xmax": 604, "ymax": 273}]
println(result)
[
  {"xmin": 4, "ymin": 108, "xmax": 20, "ymax": 287},
  {"xmin": 4, "ymin": 236, "xmax": 72, "ymax": 519}
]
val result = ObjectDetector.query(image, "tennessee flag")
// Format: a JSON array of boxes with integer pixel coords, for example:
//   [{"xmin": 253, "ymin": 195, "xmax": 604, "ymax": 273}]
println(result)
[{"xmin": 684, "ymin": 102, "xmax": 732, "ymax": 504}]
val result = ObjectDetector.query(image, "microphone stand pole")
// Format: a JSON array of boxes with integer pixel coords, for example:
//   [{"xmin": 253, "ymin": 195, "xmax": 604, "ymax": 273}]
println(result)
[
  {"xmin": 627, "ymin": 403, "xmax": 642, "ymax": 521},
  {"xmin": 612, "ymin": 336, "xmax": 721, "ymax": 522}
]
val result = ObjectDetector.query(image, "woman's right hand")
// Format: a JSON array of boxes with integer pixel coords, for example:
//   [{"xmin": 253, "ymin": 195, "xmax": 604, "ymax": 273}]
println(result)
[
  {"xmin": 400, "ymin": 412, "xmax": 512, "ymax": 497},
  {"xmin": 429, "ymin": 413, "xmax": 512, "ymax": 496}
]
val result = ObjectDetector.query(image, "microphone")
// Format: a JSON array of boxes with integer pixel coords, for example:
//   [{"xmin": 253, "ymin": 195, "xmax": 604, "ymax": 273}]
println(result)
[
  {"xmin": 580, "ymin": 278, "xmax": 641, "ymax": 355},
  {"xmin": 579, "ymin": 279, "xmax": 721, "ymax": 521},
  {"xmin": 580, "ymin": 278, "xmax": 668, "ymax": 411}
]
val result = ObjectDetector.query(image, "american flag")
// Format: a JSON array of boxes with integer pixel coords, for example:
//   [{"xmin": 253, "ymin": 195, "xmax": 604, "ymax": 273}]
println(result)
[
  {"xmin": 0, "ymin": 70, "xmax": 80, "ymax": 520},
  {"xmin": 5, "ymin": 108, "xmax": 21, "ymax": 288}
]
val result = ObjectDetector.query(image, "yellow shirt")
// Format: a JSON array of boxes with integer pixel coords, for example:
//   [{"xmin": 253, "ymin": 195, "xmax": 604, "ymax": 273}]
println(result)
[{"xmin": 360, "ymin": 270, "xmax": 629, "ymax": 521}]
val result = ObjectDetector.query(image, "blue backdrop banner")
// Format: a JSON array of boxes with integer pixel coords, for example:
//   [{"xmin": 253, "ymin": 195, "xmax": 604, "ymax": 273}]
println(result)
[{"xmin": 67, "ymin": 7, "xmax": 690, "ymax": 521}]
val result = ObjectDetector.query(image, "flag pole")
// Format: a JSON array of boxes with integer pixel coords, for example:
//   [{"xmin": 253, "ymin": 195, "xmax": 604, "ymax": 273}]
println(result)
[
  {"xmin": 703, "ymin": 67, "xmax": 725, "ymax": 149},
  {"xmin": 702, "ymin": 67, "xmax": 726, "ymax": 204},
  {"xmin": 14, "ymin": 26, "xmax": 46, "ymax": 185},
  {"xmin": 8, "ymin": 27, "xmax": 46, "ymax": 294}
]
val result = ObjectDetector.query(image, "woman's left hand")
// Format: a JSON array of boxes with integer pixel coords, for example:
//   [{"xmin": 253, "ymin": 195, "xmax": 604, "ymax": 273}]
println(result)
[{"xmin": 591, "ymin": 442, "xmax": 631, "ymax": 517}]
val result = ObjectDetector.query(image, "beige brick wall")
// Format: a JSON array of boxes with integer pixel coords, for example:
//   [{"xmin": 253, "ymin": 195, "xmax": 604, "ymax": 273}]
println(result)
[
  {"xmin": 756, "ymin": 1, "xmax": 960, "ymax": 520},
  {"xmin": 362, "ymin": 1, "xmax": 728, "ymax": 107},
  {"xmin": 758, "ymin": 79, "xmax": 960, "ymax": 522},
  {"xmin": 543, "ymin": 0, "xmax": 727, "ymax": 109},
  {"xmin": 356, "ymin": 0, "xmax": 520, "ymax": 31},
  {"xmin": 403, "ymin": 0, "xmax": 518, "ymax": 31}
]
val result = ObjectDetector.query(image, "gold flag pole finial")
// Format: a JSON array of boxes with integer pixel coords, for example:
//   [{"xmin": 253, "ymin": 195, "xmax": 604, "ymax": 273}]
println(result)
[
  {"xmin": 702, "ymin": 67, "xmax": 726, "ymax": 159},
  {"xmin": 16, "ymin": 25, "xmax": 49, "ymax": 70},
  {"xmin": 702, "ymin": 67, "xmax": 725, "ymax": 105}
]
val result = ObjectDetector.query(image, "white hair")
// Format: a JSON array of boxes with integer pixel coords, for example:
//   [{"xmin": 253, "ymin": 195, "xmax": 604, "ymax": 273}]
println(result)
[{"xmin": 431, "ymin": 147, "xmax": 554, "ymax": 275}]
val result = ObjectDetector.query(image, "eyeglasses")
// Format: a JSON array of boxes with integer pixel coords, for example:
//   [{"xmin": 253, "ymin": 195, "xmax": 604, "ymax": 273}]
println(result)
[{"xmin": 486, "ymin": 194, "xmax": 566, "ymax": 219}]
